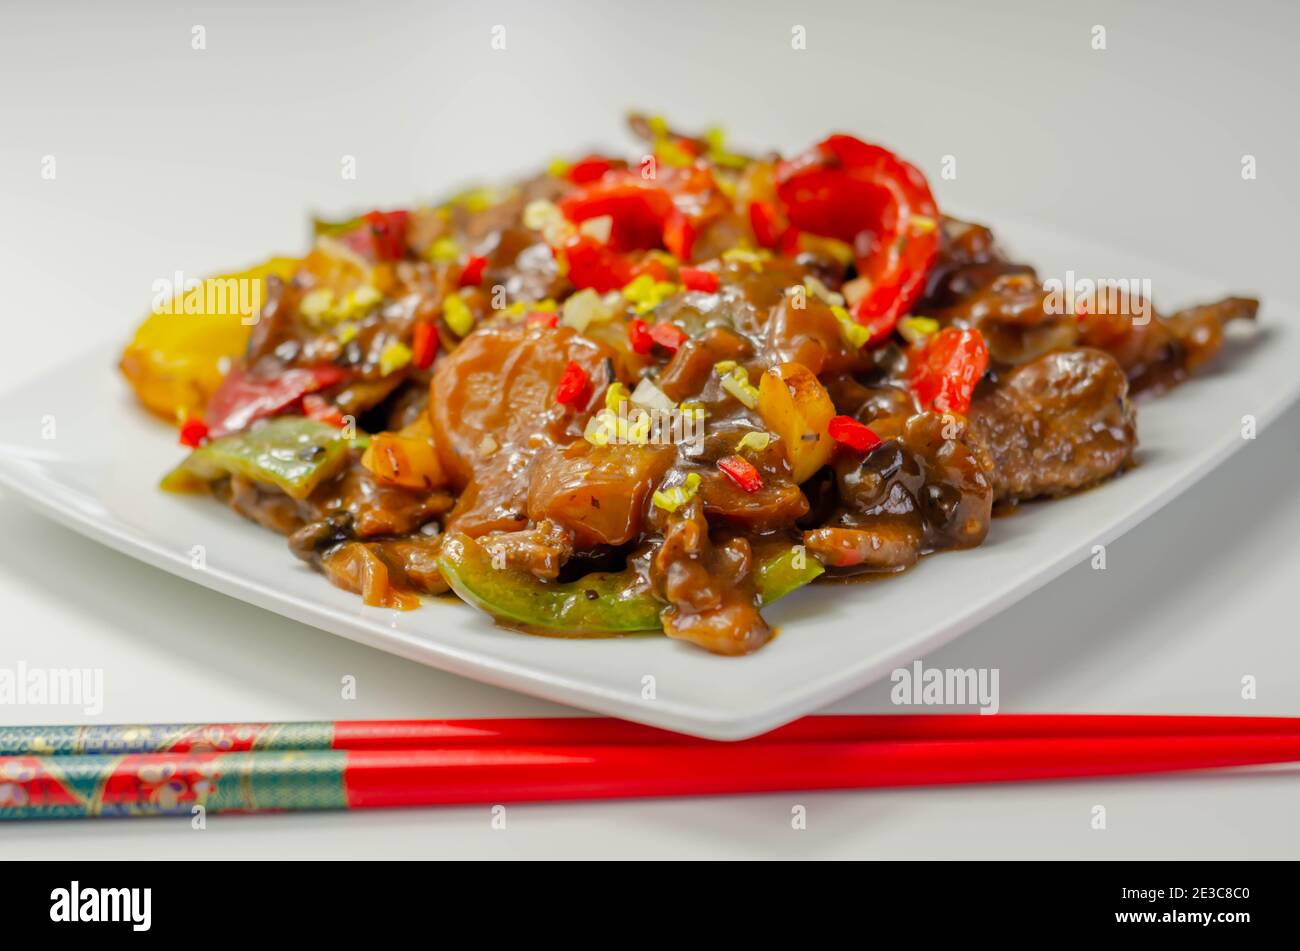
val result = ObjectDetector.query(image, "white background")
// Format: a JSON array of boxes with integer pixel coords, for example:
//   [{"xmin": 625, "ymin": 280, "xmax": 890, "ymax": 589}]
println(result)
[{"xmin": 1, "ymin": 0, "xmax": 1297, "ymax": 857}]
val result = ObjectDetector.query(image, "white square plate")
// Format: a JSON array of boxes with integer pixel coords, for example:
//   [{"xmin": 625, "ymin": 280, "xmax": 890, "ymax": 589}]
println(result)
[{"xmin": 0, "ymin": 217, "xmax": 1295, "ymax": 739}]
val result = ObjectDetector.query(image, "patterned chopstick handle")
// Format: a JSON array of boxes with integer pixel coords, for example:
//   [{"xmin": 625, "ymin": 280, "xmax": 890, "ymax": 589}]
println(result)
[
  {"xmin": 0, "ymin": 750, "xmax": 349, "ymax": 819},
  {"xmin": 0, "ymin": 722, "xmax": 336, "ymax": 756}
]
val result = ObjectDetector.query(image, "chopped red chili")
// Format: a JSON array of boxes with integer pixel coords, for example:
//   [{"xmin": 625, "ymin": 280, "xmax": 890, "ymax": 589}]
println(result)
[
  {"xmin": 342, "ymin": 209, "xmax": 409, "ymax": 262},
  {"xmin": 627, "ymin": 318, "xmax": 654, "ymax": 355},
  {"xmin": 458, "ymin": 254, "xmax": 488, "ymax": 288},
  {"xmin": 411, "ymin": 320, "xmax": 439, "ymax": 369},
  {"xmin": 178, "ymin": 417, "xmax": 209, "ymax": 448},
  {"xmin": 649, "ymin": 321, "xmax": 688, "ymax": 353},
  {"xmin": 717, "ymin": 454, "xmax": 763, "ymax": 493},
  {"xmin": 679, "ymin": 266, "xmax": 719, "ymax": 294},
  {"xmin": 907, "ymin": 327, "xmax": 990, "ymax": 416},
  {"xmin": 554, "ymin": 360, "xmax": 591, "ymax": 406},
  {"xmin": 827, "ymin": 415, "xmax": 882, "ymax": 453},
  {"xmin": 526, "ymin": 311, "xmax": 560, "ymax": 328}
]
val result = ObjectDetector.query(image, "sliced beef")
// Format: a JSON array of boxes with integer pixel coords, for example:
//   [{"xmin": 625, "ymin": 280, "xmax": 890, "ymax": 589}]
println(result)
[
  {"xmin": 1078, "ymin": 295, "xmax": 1258, "ymax": 393},
  {"xmin": 647, "ymin": 499, "xmax": 771, "ymax": 656},
  {"xmin": 479, "ymin": 519, "xmax": 575, "ymax": 581},
  {"xmin": 429, "ymin": 323, "xmax": 614, "ymax": 488},
  {"xmin": 527, "ymin": 442, "xmax": 676, "ymax": 547},
  {"xmin": 967, "ymin": 348, "xmax": 1136, "ymax": 502}
]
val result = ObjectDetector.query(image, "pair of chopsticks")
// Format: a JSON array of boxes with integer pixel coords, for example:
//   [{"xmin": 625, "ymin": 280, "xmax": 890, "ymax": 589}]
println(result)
[{"xmin": 2, "ymin": 715, "xmax": 1298, "ymax": 819}]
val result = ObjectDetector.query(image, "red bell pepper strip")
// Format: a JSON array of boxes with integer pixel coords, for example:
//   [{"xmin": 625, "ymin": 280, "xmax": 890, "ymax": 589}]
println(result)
[
  {"xmin": 558, "ymin": 169, "xmax": 721, "ymax": 276},
  {"xmin": 178, "ymin": 417, "xmax": 209, "ymax": 448},
  {"xmin": 554, "ymin": 361, "xmax": 592, "ymax": 406},
  {"xmin": 907, "ymin": 327, "xmax": 989, "ymax": 416},
  {"xmin": 679, "ymin": 266, "xmax": 719, "ymax": 294},
  {"xmin": 411, "ymin": 320, "xmax": 439, "ymax": 370},
  {"xmin": 559, "ymin": 173, "xmax": 675, "ymax": 252},
  {"xmin": 827, "ymin": 416, "xmax": 882, "ymax": 453},
  {"xmin": 717, "ymin": 455, "xmax": 763, "ymax": 493},
  {"xmin": 205, "ymin": 364, "xmax": 349, "ymax": 438},
  {"xmin": 775, "ymin": 135, "xmax": 939, "ymax": 331}
]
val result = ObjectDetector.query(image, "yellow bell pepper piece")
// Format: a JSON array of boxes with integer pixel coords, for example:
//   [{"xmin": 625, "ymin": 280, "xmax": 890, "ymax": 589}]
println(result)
[
  {"xmin": 757, "ymin": 362, "xmax": 836, "ymax": 484},
  {"xmin": 119, "ymin": 257, "xmax": 299, "ymax": 423}
]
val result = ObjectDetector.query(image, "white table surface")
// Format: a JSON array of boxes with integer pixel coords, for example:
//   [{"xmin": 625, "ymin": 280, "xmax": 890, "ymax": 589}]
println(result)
[{"xmin": 1, "ymin": 0, "xmax": 1297, "ymax": 859}]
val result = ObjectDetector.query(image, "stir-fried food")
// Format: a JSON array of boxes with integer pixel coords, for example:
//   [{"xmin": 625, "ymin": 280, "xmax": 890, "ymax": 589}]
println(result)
[{"xmin": 121, "ymin": 115, "xmax": 1257, "ymax": 655}]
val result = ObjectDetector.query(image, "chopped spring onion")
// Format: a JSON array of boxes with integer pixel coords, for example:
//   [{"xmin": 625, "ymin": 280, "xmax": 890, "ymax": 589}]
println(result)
[
  {"xmin": 898, "ymin": 316, "xmax": 941, "ymax": 346},
  {"xmin": 721, "ymin": 247, "xmax": 770, "ymax": 268},
  {"xmin": 427, "ymin": 237, "xmax": 461, "ymax": 263},
  {"xmin": 583, "ymin": 407, "xmax": 651, "ymax": 446},
  {"xmin": 831, "ymin": 305, "xmax": 872, "ymax": 350},
  {"xmin": 804, "ymin": 276, "xmax": 845, "ymax": 307},
  {"xmin": 522, "ymin": 197, "xmax": 564, "ymax": 231},
  {"xmin": 583, "ymin": 410, "xmax": 615, "ymax": 447},
  {"xmin": 442, "ymin": 294, "xmax": 475, "ymax": 337},
  {"xmin": 715, "ymin": 362, "xmax": 759, "ymax": 408},
  {"xmin": 652, "ymin": 472, "xmax": 702, "ymax": 513},
  {"xmin": 302, "ymin": 285, "xmax": 382, "ymax": 326},
  {"xmin": 300, "ymin": 288, "xmax": 334, "ymax": 320},
  {"xmin": 622, "ymin": 274, "xmax": 679, "ymax": 314},
  {"xmin": 379, "ymin": 340, "xmax": 412, "ymax": 376},
  {"xmin": 605, "ymin": 382, "xmax": 632, "ymax": 413},
  {"xmin": 523, "ymin": 199, "xmax": 574, "ymax": 246}
]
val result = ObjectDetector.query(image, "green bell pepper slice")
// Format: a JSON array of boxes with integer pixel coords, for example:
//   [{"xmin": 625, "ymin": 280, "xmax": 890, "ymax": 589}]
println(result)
[
  {"xmin": 161, "ymin": 416, "xmax": 351, "ymax": 501},
  {"xmin": 756, "ymin": 545, "xmax": 826, "ymax": 603},
  {"xmin": 437, "ymin": 532, "xmax": 824, "ymax": 635},
  {"xmin": 437, "ymin": 534, "xmax": 664, "ymax": 634}
]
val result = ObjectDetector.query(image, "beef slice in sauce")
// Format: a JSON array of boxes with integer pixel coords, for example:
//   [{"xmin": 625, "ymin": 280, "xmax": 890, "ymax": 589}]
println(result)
[{"xmin": 966, "ymin": 347, "xmax": 1136, "ymax": 502}]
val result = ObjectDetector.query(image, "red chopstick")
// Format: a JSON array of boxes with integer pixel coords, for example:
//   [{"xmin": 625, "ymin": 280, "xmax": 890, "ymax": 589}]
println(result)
[
  {"xmin": 8, "ymin": 728, "xmax": 1300, "ymax": 819},
  {"xmin": 336, "ymin": 713, "xmax": 1300, "ymax": 747},
  {"xmin": 343, "ymin": 732, "xmax": 1300, "ymax": 807},
  {"xmin": 8, "ymin": 714, "xmax": 1300, "ymax": 757}
]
